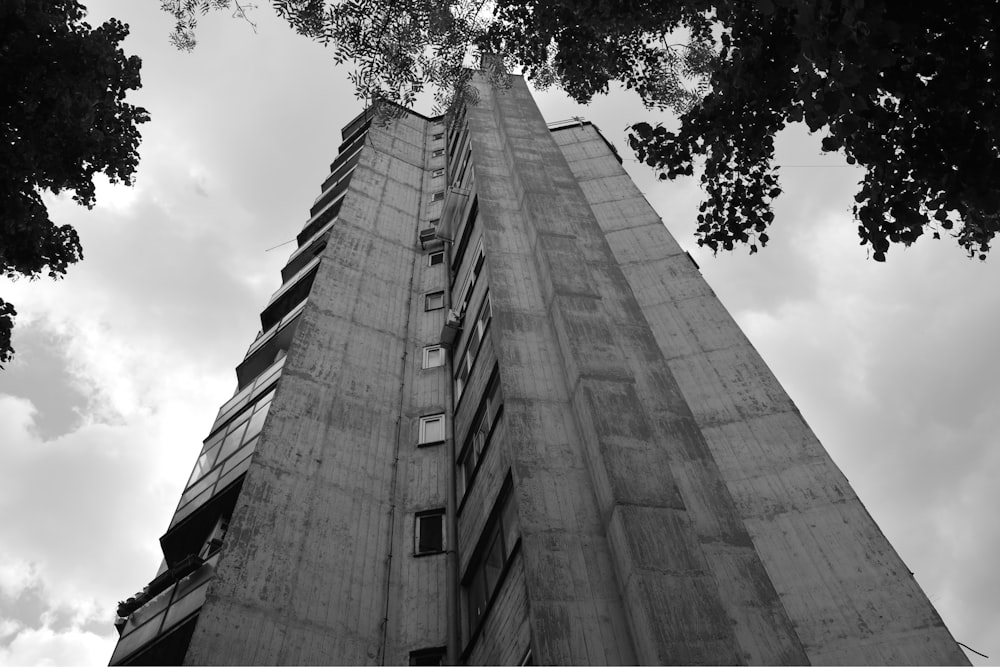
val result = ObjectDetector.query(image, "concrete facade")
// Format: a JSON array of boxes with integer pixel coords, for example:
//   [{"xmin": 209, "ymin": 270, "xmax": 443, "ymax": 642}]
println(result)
[{"xmin": 109, "ymin": 72, "xmax": 968, "ymax": 665}]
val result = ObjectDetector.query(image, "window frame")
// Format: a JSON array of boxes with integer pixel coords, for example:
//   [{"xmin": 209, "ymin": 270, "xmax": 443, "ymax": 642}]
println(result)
[
  {"xmin": 457, "ymin": 366, "xmax": 503, "ymax": 500},
  {"xmin": 418, "ymin": 413, "xmax": 446, "ymax": 446},
  {"xmin": 462, "ymin": 476, "xmax": 519, "ymax": 639},
  {"xmin": 424, "ymin": 291, "xmax": 444, "ymax": 311},
  {"xmin": 453, "ymin": 293, "xmax": 492, "ymax": 403},
  {"xmin": 450, "ymin": 197, "xmax": 478, "ymax": 273},
  {"xmin": 414, "ymin": 509, "xmax": 446, "ymax": 556},
  {"xmin": 428, "ymin": 251, "xmax": 444, "ymax": 266},
  {"xmin": 422, "ymin": 345, "xmax": 445, "ymax": 369}
]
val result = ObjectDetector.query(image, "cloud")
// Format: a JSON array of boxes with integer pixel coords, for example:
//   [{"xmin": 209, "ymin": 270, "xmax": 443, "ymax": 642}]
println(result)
[{"xmin": 0, "ymin": 624, "xmax": 116, "ymax": 667}]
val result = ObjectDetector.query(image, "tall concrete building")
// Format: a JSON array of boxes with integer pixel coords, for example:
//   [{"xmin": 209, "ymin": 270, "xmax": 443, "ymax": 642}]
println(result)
[{"xmin": 109, "ymin": 73, "xmax": 968, "ymax": 666}]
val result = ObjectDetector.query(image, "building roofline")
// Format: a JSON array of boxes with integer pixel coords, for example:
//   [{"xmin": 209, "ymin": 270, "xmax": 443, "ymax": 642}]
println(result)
[{"xmin": 548, "ymin": 118, "xmax": 623, "ymax": 164}]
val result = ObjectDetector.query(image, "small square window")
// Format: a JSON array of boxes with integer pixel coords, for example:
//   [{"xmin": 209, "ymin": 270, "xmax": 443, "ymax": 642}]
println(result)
[
  {"xmin": 429, "ymin": 252, "xmax": 444, "ymax": 266},
  {"xmin": 432, "ymin": 168, "xmax": 444, "ymax": 178},
  {"xmin": 425, "ymin": 291, "xmax": 444, "ymax": 311},
  {"xmin": 419, "ymin": 414, "xmax": 445, "ymax": 444},
  {"xmin": 432, "ymin": 191, "xmax": 445, "ymax": 202},
  {"xmin": 423, "ymin": 346, "xmax": 444, "ymax": 368},
  {"xmin": 410, "ymin": 647, "xmax": 446, "ymax": 666},
  {"xmin": 433, "ymin": 133, "xmax": 444, "ymax": 141},
  {"xmin": 415, "ymin": 510, "xmax": 445, "ymax": 554},
  {"xmin": 432, "ymin": 148, "xmax": 445, "ymax": 157}
]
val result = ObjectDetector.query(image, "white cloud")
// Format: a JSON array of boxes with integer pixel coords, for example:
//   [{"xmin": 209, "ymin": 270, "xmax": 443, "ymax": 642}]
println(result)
[{"xmin": 0, "ymin": 624, "xmax": 116, "ymax": 667}]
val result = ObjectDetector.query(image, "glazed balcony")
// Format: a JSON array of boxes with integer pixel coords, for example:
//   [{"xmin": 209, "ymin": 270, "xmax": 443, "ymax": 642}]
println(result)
[
  {"xmin": 236, "ymin": 298, "xmax": 305, "ymax": 390},
  {"xmin": 296, "ymin": 194, "xmax": 344, "ymax": 247},
  {"xmin": 338, "ymin": 113, "xmax": 371, "ymax": 149},
  {"xmin": 310, "ymin": 151, "xmax": 360, "ymax": 217},
  {"xmin": 212, "ymin": 355, "xmax": 284, "ymax": 437},
  {"xmin": 109, "ymin": 553, "xmax": 220, "ymax": 665},
  {"xmin": 283, "ymin": 222, "xmax": 332, "ymax": 281},
  {"xmin": 259, "ymin": 257, "xmax": 319, "ymax": 330}
]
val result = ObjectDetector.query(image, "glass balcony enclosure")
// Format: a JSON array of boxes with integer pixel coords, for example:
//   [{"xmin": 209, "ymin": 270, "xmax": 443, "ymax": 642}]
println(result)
[
  {"xmin": 109, "ymin": 553, "xmax": 221, "ymax": 665},
  {"xmin": 236, "ymin": 299, "xmax": 305, "ymax": 389},
  {"xmin": 260, "ymin": 257, "xmax": 320, "ymax": 330},
  {"xmin": 297, "ymin": 195, "xmax": 344, "ymax": 247},
  {"xmin": 282, "ymin": 225, "xmax": 331, "ymax": 282}
]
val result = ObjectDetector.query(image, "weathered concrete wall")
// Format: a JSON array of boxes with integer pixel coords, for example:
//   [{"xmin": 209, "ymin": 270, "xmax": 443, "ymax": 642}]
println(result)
[
  {"xmin": 174, "ymin": 74, "xmax": 965, "ymax": 666},
  {"xmin": 468, "ymin": 75, "xmax": 805, "ymax": 664},
  {"xmin": 552, "ymin": 122, "xmax": 968, "ymax": 665},
  {"xmin": 185, "ymin": 111, "xmax": 451, "ymax": 665}
]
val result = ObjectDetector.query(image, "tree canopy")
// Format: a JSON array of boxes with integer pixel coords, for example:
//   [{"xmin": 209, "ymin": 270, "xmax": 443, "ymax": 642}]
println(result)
[
  {"xmin": 0, "ymin": 0, "xmax": 149, "ymax": 367},
  {"xmin": 165, "ymin": 0, "xmax": 998, "ymax": 263}
]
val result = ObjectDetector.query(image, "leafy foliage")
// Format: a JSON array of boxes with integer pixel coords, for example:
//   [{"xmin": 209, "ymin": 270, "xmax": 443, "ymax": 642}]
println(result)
[
  {"xmin": 164, "ymin": 0, "xmax": 998, "ymax": 262},
  {"xmin": 0, "ymin": 0, "xmax": 149, "ymax": 367},
  {"xmin": 627, "ymin": 1, "xmax": 999, "ymax": 262}
]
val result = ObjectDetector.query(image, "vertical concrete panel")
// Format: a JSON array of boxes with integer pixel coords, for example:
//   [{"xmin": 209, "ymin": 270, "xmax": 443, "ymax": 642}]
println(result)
[
  {"xmin": 468, "ymin": 74, "xmax": 806, "ymax": 664},
  {"xmin": 555, "ymin": 122, "xmax": 967, "ymax": 665}
]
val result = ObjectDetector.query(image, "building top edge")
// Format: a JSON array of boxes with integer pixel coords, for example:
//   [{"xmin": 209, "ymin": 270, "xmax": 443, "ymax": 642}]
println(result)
[
  {"xmin": 340, "ymin": 101, "xmax": 443, "ymax": 139},
  {"xmin": 548, "ymin": 118, "xmax": 622, "ymax": 163}
]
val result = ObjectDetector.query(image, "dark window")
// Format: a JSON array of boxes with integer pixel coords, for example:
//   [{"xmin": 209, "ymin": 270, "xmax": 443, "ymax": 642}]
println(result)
[
  {"xmin": 432, "ymin": 148, "xmax": 445, "ymax": 157},
  {"xmin": 415, "ymin": 510, "xmax": 445, "ymax": 555},
  {"xmin": 433, "ymin": 132, "xmax": 444, "ymax": 141},
  {"xmin": 450, "ymin": 197, "xmax": 479, "ymax": 272},
  {"xmin": 455, "ymin": 148, "xmax": 472, "ymax": 185},
  {"xmin": 409, "ymin": 647, "xmax": 446, "ymax": 666},
  {"xmin": 432, "ymin": 191, "xmax": 445, "ymax": 202},
  {"xmin": 429, "ymin": 252, "xmax": 444, "ymax": 266},
  {"xmin": 432, "ymin": 168, "xmax": 444, "ymax": 178},
  {"xmin": 199, "ymin": 514, "xmax": 230, "ymax": 559},
  {"xmin": 463, "ymin": 478, "xmax": 518, "ymax": 633}
]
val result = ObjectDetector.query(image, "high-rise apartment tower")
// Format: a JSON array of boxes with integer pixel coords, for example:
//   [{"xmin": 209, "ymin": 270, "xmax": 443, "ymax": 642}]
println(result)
[{"xmin": 109, "ymin": 73, "xmax": 968, "ymax": 666}]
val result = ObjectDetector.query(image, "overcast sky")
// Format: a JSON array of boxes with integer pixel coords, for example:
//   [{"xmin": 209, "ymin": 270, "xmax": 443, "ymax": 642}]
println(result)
[{"xmin": 1, "ymin": 2, "xmax": 997, "ymax": 665}]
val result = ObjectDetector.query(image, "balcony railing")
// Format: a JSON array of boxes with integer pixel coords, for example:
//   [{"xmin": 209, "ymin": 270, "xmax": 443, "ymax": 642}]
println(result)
[
  {"xmin": 109, "ymin": 553, "xmax": 220, "ymax": 665},
  {"xmin": 297, "ymin": 195, "xmax": 344, "ymax": 246},
  {"xmin": 236, "ymin": 299, "xmax": 305, "ymax": 389},
  {"xmin": 260, "ymin": 258, "xmax": 319, "ymax": 331},
  {"xmin": 212, "ymin": 355, "xmax": 285, "ymax": 436},
  {"xmin": 245, "ymin": 298, "xmax": 306, "ymax": 361},
  {"xmin": 310, "ymin": 162, "xmax": 357, "ymax": 218},
  {"xmin": 283, "ymin": 222, "xmax": 333, "ymax": 281}
]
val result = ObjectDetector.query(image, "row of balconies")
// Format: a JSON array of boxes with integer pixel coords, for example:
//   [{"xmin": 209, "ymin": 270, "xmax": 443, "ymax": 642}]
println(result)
[
  {"xmin": 310, "ymin": 150, "xmax": 361, "ymax": 217},
  {"xmin": 296, "ymin": 193, "xmax": 344, "ymax": 247},
  {"xmin": 260, "ymin": 256, "xmax": 319, "ymax": 330},
  {"xmin": 110, "ymin": 553, "xmax": 219, "ymax": 665},
  {"xmin": 237, "ymin": 299, "xmax": 305, "ymax": 389},
  {"xmin": 283, "ymin": 223, "xmax": 331, "ymax": 281}
]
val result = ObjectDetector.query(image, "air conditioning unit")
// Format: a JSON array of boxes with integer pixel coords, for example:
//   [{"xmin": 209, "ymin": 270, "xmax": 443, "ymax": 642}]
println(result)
[
  {"xmin": 418, "ymin": 227, "xmax": 439, "ymax": 249},
  {"xmin": 439, "ymin": 309, "xmax": 463, "ymax": 347}
]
